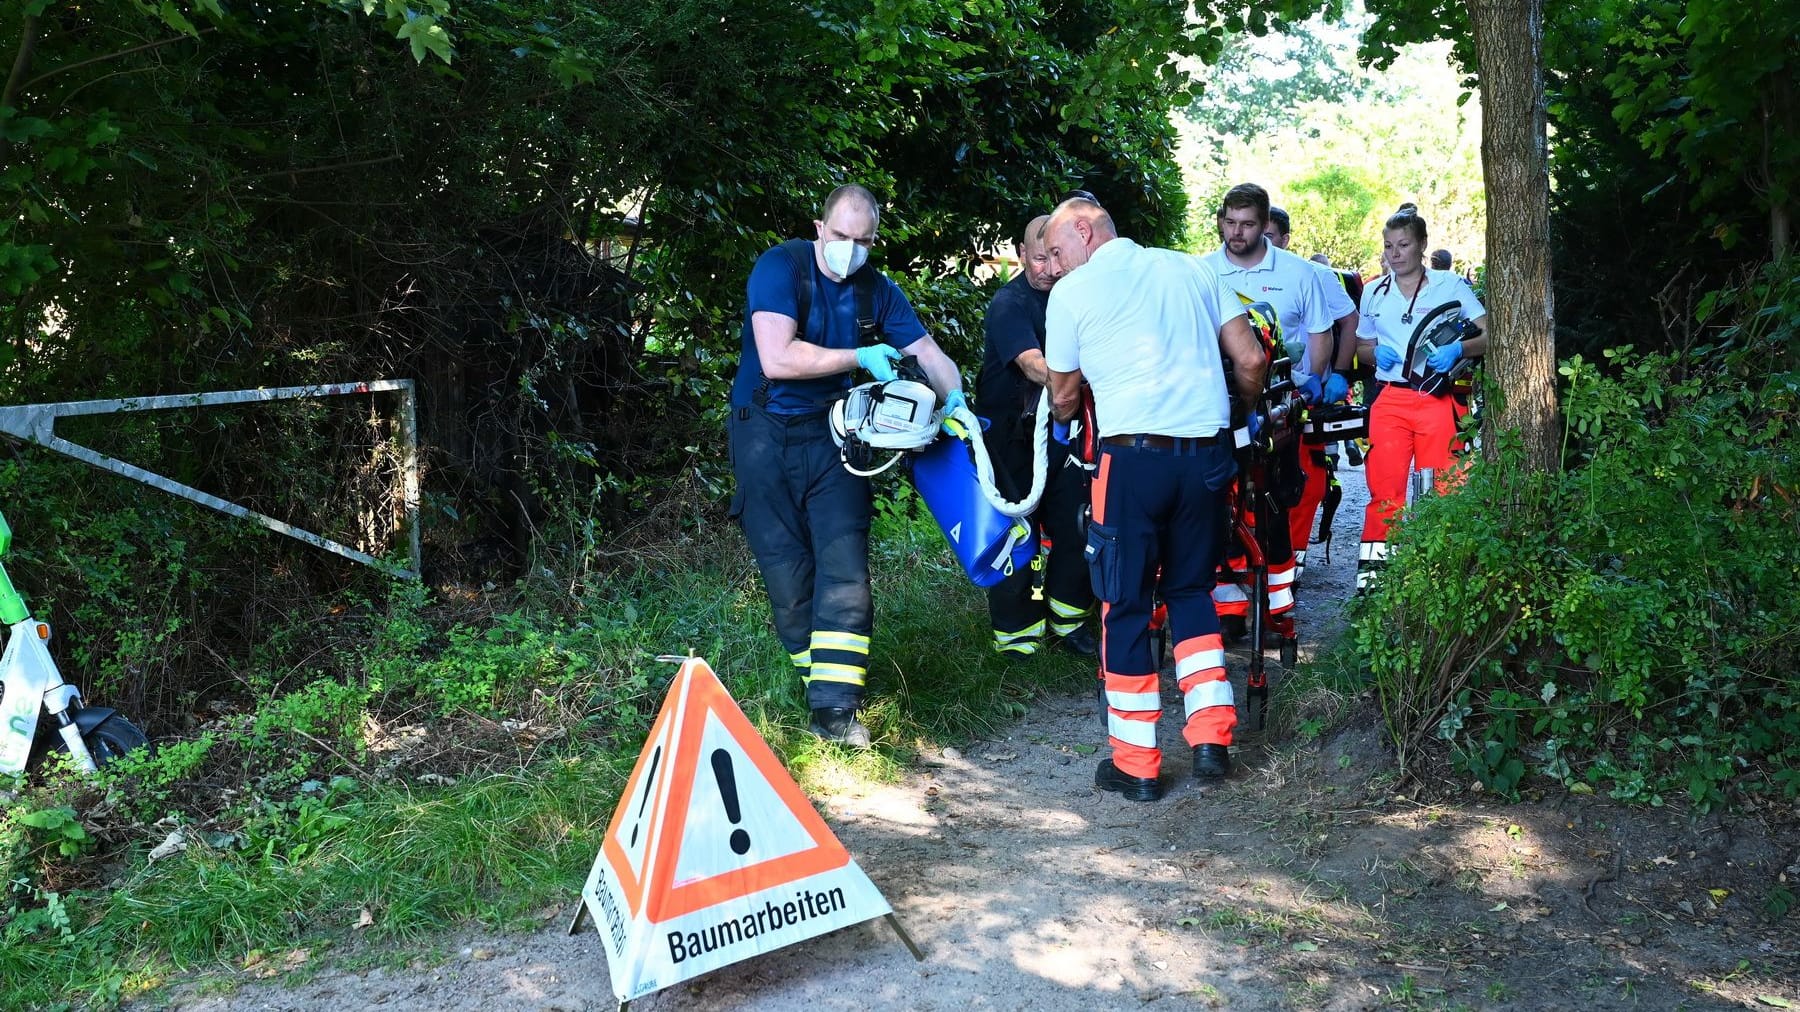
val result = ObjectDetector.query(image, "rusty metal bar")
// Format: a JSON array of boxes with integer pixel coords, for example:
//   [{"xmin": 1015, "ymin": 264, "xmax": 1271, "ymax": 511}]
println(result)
[{"xmin": 0, "ymin": 380, "xmax": 421, "ymax": 579}]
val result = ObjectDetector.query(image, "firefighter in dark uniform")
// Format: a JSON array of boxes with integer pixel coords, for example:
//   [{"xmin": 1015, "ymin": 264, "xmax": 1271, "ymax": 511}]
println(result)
[
  {"xmin": 976, "ymin": 214, "xmax": 1096, "ymax": 658},
  {"xmin": 729, "ymin": 185, "xmax": 966, "ymax": 747},
  {"xmin": 1042, "ymin": 196, "xmax": 1267, "ymax": 801}
]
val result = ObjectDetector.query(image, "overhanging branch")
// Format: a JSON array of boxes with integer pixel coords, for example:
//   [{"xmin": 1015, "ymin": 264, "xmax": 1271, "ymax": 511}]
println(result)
[{"xmin": 1, "ymin": 15, "xmax": 39, "ymax": 116}]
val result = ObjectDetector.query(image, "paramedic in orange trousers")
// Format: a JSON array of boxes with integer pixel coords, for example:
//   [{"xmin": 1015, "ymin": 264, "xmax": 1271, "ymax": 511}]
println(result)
[
  {"xmin": 1042, "ymin": 196, "xmax": 1267, "ymax": 801},
  {"xmin": 1355, "ymin": 207, "xmax": 1487, "ymax": 590}
]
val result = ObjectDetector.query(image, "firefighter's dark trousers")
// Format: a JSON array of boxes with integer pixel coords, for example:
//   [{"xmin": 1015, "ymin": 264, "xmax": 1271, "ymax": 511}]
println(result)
[
  {"xmin": 986, "ymin": 446, "xmax": 1094, "ymax": 654},
  {"xmin": 729, "ymin": 406, "xmax": 872, "ymax": 711},
  {"xmin": 1089, "ymin": 436, "xmax": 1237, "ymax": 781}
]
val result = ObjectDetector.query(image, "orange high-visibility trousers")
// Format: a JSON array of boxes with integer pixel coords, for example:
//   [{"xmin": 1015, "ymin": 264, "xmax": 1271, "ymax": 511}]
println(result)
[
  {"xmin": 1175, "ymin": 632, "xmax": 1233, "ymax": 747},
  {"xmin": 1358, "ymin": 386, "xmax": 1466, "ymax": 588},
  {"xmin": 1213, "ymin": 478, "xmax": 1296, "ymax": 617},
  {"xmin": 1288, "ymin": 444, "xmax": 1328, "ymax": 578}
]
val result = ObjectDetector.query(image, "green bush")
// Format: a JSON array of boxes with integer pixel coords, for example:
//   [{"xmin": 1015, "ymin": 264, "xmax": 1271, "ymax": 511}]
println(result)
[{"xmin": 1358, "ymin": 260, "xmax": 1800, "ymax": 809}]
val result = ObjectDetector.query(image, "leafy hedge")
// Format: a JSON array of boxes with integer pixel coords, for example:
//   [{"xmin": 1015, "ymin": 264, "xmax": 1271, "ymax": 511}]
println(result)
[{"xmin": 1357, "ymin": 261, "xmax": 1800, "ymax": 809}]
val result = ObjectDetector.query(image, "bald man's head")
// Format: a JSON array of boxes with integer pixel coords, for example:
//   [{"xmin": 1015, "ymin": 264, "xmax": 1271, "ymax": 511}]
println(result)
[
  {"xmin": 1018, "ymin": 214, "xmax": 1058, "ymax": 291},
  {"xmin": 1042, "ymin": 197, "xmax": 1117, "ymax": 276}
]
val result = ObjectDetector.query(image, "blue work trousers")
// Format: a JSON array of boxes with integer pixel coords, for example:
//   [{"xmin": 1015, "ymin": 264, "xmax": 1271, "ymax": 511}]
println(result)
[{"xmin": 1087, "ymin": 437, "xmax": 1236, "ymax": 687}]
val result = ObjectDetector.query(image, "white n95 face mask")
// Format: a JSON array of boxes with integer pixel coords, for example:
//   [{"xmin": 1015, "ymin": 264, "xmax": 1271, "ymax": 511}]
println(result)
[{"xmin": 822, "ymin": 240, "xmax": 870, "ymax": 279}]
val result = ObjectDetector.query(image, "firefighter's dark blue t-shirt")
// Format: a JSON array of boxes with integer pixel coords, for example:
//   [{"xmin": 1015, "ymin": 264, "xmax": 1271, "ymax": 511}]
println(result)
[
  {"xmin": 730, "ymin": 243, "xmax": 927, "ymax": 416},
  {"xmin": 975, "ymin": 273, "xmax": 1049, "ymax": 422}
]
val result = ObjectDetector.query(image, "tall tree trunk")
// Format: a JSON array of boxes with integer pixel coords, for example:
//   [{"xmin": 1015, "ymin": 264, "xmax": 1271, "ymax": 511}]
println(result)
[
  {"xmin": 1466, "ymin": 0, "xmax": 1559, "ymax": 473},
  {"xmin": 1769, "ymin": 67, "xmax": 1794, "ymax": 259}
]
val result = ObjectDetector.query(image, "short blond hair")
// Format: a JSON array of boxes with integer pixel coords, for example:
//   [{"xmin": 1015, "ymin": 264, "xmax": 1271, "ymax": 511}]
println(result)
[{"xmin": 821, "ymin": 184, "xmax": 880, "ymax": 229}]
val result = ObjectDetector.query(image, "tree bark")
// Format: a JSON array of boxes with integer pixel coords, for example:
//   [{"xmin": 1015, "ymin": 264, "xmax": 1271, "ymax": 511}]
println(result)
[
  {"xmin": 1466, "ymin": 0, "xmax": 1559, "ymax": 473},
  {"xmin": 2, "ymin": 15, "xmax": 39, "ymax": 117}
]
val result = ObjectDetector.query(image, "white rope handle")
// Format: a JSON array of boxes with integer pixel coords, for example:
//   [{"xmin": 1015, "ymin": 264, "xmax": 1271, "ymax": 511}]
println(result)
[{"xmin": 941, "ymin": 387, "xmax": 1052, "ymax": 518}]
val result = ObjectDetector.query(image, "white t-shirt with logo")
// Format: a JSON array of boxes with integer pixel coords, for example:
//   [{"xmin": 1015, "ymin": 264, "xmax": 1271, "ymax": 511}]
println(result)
[
  {"xmin": 1046, "ymin": 238, "xmax": 1246, "ymax": 438},
  {"xmin": 1200, "ymin": 243, "xmax": 1338, "ymax": 378}
]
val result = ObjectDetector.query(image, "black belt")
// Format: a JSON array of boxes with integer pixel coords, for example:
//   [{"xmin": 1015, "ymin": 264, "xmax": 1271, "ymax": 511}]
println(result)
[
  {"xmin": 1101, "ymin": 432, "xmax": 1224, "ymax": 451},
  {"xmin": 1374, "ymin": 378, "xmax": 1467, "ymax": 393}
]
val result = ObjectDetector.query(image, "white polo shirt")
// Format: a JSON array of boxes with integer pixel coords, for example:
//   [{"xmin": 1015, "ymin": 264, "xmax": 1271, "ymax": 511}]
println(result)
[
  {"xmin": 1200, "ymin": 243, "xmax": 1337, "ymax": 377},
  {"xmin": 1045, "ymin": 237, "xmax": 1244, "ymax": 438},
  {"xmin": 1357, "ymin": 269, "xmax": 1487, "ymax": 383}
]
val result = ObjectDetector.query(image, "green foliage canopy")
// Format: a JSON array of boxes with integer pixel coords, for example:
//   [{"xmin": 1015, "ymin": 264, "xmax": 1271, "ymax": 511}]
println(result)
[
  {"xmin": 0, "ymin": 0, "xmax": 1224, "ymax": 725},
  {"xmin": 1178, "ymin": 14, "xmax": 1485, "ymax": 272},
  {"xmin": 1352, "ymin": 0, "xmax": 1791, "ymax": 354}
]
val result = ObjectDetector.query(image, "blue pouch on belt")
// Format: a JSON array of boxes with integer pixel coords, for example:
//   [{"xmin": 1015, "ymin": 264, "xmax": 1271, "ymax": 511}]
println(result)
[{"xmin": 909, "ymin": 430, "xmax": 1036, "ymax": 588}]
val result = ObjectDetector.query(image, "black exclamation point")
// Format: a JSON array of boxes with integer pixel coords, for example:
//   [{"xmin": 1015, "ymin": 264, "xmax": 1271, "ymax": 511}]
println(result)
[
  {"xmin": 629, "ymin": 745, "xmax": 662, "ymax": 847},
  {"xmin": 711, "ymin": 748, "xmax": 751, "ymax": 856}
]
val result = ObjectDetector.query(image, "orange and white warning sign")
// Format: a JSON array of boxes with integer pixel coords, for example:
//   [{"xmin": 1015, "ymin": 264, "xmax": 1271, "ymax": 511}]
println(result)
[{"xmin": 580, "ymin": 657, "xmax": 893, "ymax": 1003}]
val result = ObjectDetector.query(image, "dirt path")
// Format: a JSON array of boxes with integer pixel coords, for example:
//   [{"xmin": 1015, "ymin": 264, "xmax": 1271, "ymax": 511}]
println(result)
[{"xmin": 162, "ymin": 463, "xmax": 1799, "ymax": 1011}]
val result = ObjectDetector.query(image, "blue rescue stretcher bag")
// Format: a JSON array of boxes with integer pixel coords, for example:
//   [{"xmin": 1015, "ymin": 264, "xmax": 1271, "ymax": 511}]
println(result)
[{"xmin": 908, "ymin": 431, "xmax": 1036, "ymax": 588}]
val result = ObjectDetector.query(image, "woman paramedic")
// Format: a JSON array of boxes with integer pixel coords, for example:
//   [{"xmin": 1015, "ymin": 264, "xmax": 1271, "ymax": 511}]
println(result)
[{"xmin": 1352, "ymin": 205, "xmax": 1487, "ymax": 592}]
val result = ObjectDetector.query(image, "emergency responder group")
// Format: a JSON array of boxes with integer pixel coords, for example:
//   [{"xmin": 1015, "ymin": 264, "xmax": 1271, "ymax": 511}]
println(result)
[{"xmin": 728, "ymin": 183, "xmax": 1483, "ymax": 797}]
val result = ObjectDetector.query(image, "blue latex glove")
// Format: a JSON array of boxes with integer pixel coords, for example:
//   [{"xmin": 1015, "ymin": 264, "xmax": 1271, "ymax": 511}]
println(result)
[
  {"xmin": 940, "ymin": 389, "xmax": 968, "ymax": 436},
  {"xmin": 1426, "ymin": 339, "xmax": 1463, "ymax": 373},
  {"xmin": 1298, "ymin": 374, "xmax": 1323, "ymax": 404},
  {"xmin": 855, "ymin": 344, "xmax": 901, "ymax": 382},
  {"xmin": 1247, "ymin": 413, "xmax": 1264, "ymax": 443},
  {"xmin": 1051, "ymin": 418, "xmax": 1071, "ymax": 444},
  {"xmin": 1375, "ymin": 345, "xmax": 1403, "ymax": 373},
  {"xmin": 1323, "ymin": 373, "xmax": 1349, "ymax": 404}
]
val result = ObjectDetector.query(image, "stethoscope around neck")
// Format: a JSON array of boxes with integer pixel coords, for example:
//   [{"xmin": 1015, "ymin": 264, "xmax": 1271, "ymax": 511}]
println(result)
[{"xmin": 1372, "ymin": 269, "xmax": 1429, "ymax": 325}]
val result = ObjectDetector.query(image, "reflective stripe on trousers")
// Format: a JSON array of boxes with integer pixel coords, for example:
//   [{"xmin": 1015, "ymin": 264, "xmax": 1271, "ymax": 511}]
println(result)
[
  {"xmin": 806, "ymin": 629, "xmax": 869, "ymax": 687},
  {"xmin": 993, "ymin": 619, "xmax": 1046, "ymax": 655},
  {"xmin": 1288, "ymin": 444, "xmax": 1330, "ymax": 578},
  {"xmin": 1091, "ymin": 439, "xmax": 1234, "ymax": 780},
  {"xmin": 1356, "ymin": 540, "xmax": 1388, "ymax": 591},
  {"xmin": 1047, "ymin": 595, "xmax": 1091, "ymax": 637},
  {"xmin": 1175, "ymin": 632, "xmax": 1234, "ymax": 747}
]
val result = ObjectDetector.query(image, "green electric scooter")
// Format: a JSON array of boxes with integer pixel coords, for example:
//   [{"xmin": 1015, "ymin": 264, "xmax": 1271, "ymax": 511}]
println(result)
[{"xmin": 0, "ymin": 510, "xmax": 148, "ymax": 774}]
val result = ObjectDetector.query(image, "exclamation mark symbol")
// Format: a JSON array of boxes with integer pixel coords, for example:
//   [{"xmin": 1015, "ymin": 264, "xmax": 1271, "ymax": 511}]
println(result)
[
  {"xmin": 711, "ymin": 748, "xmax": 751, "ymax": 856},
  {"xmin": 628, "ymin": 745, "xmax": 662, "ymax": 848}
]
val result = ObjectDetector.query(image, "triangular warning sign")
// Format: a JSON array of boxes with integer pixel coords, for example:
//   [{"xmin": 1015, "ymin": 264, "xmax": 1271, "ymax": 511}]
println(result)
[{"xmin": 581, "ymin": 657, "xmax": 894, "ymax": 1003}]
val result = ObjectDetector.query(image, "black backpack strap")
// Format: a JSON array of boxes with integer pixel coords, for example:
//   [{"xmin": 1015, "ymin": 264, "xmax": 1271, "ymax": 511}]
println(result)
[
  {"xmin": 778, "ymin": 239, "xmax": 815, "ymax": 334},
  {"xmin": 854, "ymin": 270, "xmax": 882, "ymax": 347},
  {"xmin": 753, "ymin": 239, "xmax": 818, "ymax": 409}
]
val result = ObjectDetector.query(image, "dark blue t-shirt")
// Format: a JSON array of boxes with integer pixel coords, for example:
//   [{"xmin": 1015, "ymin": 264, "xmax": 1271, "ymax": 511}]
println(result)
[
  {"xmin": 730, "ymin": 242, "xmax": 928, "ymax": 415},
  {"xmin": 975, "ymin": 273, "xmax": 1048, "ymax": 420}
]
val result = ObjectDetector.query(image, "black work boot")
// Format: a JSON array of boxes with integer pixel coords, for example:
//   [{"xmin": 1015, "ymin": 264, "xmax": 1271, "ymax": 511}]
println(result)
[
  {"xmin": 1193, "ymin": 743, "xmax": 1232, "ymax": 779},
  {"xmin": 1056, "ymin": 625, "xmax": 1099, "ymax": 657},
  {"xmin": 1094, "ymin": 759, "xmax": 1163, "ymax": 801},
  {"xmin": 809, "ymin": 708, "xmax": 872, "ymax": 749},
  {"xmin": 1219, "ymin": 614, "xmax": 1248, "ymax": 643}
]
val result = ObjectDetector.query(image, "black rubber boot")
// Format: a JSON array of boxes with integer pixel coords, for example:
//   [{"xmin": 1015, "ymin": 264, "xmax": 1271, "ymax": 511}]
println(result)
[
  {"xmin": 1056, "ymin": 625, "xmax": 1099, "ymax": 657},
  {"xmin": 1094, "ymin": 759, "xmax": 1163, "ymax": 801},
  {"xmin": 1193, "ymin": 743, "xmax": 1232, "ymax": 779},
  {"xmin": 809, "ymin": 708, "xmax": 872, "ymax": 749}
]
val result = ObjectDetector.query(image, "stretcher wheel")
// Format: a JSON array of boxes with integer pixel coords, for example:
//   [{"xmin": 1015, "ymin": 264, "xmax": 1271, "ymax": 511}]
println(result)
[{"xmin": 1280, "ymin": 637, "xmax": 1298, "ymax": 667}]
